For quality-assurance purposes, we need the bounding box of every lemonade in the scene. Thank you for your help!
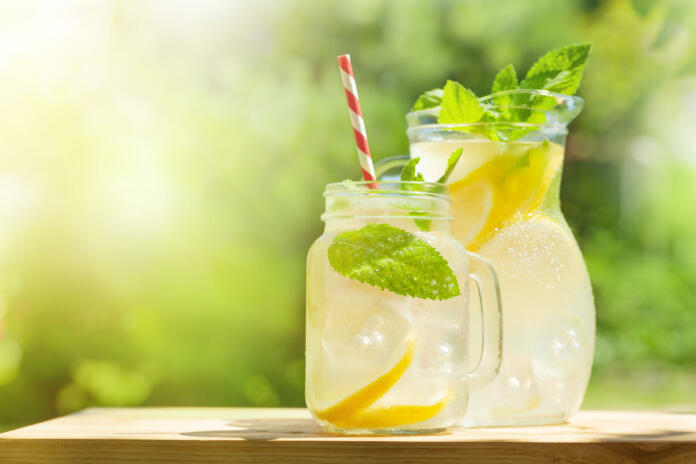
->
[408,137,595,426]
[306,181,502,433]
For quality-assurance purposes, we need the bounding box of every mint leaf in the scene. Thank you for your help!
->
[400,157,425,183]
[438,80,484,124]
[328,223,461,300]
[408,212,432,233]
[437,149,463,184]
[520,44,591,95]
[489,64,518,127]
[399,158,431,231]
[492,64,518,93]
[491,64,518,108]
[411,88,444,111]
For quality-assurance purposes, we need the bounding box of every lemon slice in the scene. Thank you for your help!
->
[314,339,416,425]
[449,141,563,251]
[450,180,494,247]
[314,339,452,429]
[329,391,452,429]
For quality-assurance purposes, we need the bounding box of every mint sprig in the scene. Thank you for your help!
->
[398,150,464,231]
[328,223,461,300]
[409,43,591,141]
[399,157,431,231]
[399,150,464,187]
[400,157,425,184]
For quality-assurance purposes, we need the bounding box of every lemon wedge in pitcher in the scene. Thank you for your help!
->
[449,140,563,250]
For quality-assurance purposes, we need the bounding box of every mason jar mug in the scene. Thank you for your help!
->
[305,181,503,434]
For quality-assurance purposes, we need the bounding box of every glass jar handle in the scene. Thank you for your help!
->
[466,251,503,390]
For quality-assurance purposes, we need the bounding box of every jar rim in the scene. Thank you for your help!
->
[324,180,450,201]
[322,181,453,222]
[406,89,583,131]
[406,121,567,130]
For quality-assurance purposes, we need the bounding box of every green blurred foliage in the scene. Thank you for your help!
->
[0,0,695,430]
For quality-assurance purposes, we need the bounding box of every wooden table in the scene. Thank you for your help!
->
[1,408,695,463]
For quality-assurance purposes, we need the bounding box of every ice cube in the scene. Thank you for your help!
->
[321,273,411,371]
[483,361,542,417]
[530,315,590,380]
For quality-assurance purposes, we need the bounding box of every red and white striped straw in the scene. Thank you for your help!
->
[337,54,377,187]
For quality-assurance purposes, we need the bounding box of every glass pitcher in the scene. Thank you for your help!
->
[379,91,596,426]
[305,181,502,434]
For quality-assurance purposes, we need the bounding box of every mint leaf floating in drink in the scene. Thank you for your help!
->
[411,88,444,111]
[400,157,425,184]
[328,223,460,300]
[408,211,432,232]
[520,43,591,95]
[438,80,484,124]
[399,157,432,231]
[397,150,464,231]
[437,149,464,184]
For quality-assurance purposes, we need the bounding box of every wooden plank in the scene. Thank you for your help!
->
[1,408,695,464]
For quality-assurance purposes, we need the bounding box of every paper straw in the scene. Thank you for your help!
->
[337,54,377,187]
